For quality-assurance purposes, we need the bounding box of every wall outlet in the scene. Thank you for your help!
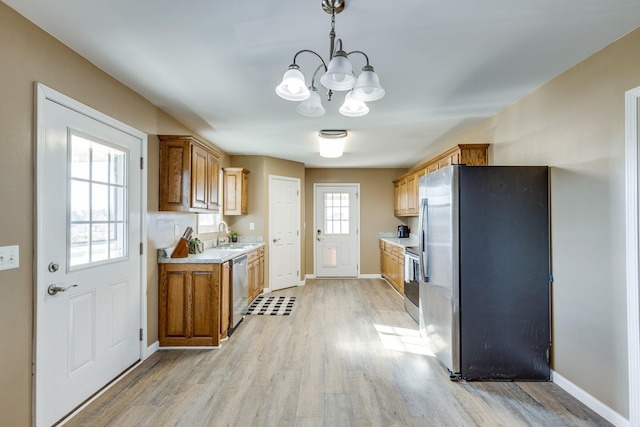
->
[249,222,255,230]
[174,225,180,236]
[0,245,19,271]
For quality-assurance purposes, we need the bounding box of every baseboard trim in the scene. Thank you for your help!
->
[145,340,159,360]
[305,274,382,280]
[552,370,629,427]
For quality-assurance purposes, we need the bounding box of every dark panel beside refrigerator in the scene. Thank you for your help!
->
[459,166,550,380]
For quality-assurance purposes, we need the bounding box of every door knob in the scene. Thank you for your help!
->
[48,284,78,296]
[272,237,281,243]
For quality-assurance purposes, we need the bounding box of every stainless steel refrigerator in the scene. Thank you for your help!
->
[418,165,550,380]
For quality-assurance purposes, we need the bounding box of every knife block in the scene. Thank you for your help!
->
[171,237,190,258]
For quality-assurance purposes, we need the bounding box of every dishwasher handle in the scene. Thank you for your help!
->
[231,254,247,269]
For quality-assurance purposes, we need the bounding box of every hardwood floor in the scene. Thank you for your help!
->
[64,279,611,427]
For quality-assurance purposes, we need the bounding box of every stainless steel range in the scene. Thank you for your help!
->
[404,247,420,323]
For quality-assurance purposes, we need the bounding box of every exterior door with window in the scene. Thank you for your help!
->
[36,85,144,426]
[314,184,359,277]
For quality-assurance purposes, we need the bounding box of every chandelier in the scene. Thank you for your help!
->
[275,0,385,117]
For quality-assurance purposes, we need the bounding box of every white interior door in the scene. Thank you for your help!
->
[35,85,145,426]
[314,184,359,278]
[269,175,301,291]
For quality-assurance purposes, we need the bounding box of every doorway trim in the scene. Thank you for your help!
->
[625,85,640,426]
[312,183,361,278]
[34,83,148,422]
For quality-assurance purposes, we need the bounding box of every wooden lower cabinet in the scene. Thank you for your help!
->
[159,261,230,347]
[380,240,404,294]
[248,247,265,303]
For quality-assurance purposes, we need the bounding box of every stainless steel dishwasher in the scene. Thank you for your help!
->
[229,253,248,335]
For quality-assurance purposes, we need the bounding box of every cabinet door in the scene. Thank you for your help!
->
[241,171,249,215]
[223,168,249,215]
[406,174,418,216]
[379,241,385,277]
[191,145,209,210]
[159,139,189,211]
[224,170,240,215]
[220,261,230,339]
[257,249,265,292]
[159,263,220,347]
[382,249,392,280]
[393,181,402,216]
[390,252,399,290]
[247,254,257,303]
[207,152,220,210]
[396,254,404,294]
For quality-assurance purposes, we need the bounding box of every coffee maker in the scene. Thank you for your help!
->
[397,225,410,238]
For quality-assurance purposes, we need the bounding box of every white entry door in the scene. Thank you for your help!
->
[35,85,145,426]
[314,184,359,277]
[269,175,301,291]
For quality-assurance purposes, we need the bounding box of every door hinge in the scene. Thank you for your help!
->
[140,243,144,255]
[140,157,144,169]
[139,329,143,341]
[297,190,299,196]
[297,230,299,236]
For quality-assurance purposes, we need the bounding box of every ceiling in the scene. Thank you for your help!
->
[6,0,640,168]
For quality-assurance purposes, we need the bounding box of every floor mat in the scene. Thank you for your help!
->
[246,296,295,316]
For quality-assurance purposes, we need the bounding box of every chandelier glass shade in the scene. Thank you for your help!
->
[296,87,326,117]
[275,66,310,101]
[275,0,384,117]
[339,91,369,117]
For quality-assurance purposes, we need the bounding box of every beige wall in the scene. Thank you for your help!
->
[229,155,306,281]
[305,168,406,275]
[0,4,226,424]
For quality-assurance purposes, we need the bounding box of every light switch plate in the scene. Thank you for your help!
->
[0,245,19,271]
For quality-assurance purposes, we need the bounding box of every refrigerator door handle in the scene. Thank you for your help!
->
[419,198,430,282]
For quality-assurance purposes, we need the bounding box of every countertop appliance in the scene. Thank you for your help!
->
[229,253,248,335]
[397,225,410,238]
[403,247,420,323]
[419,165,550,381]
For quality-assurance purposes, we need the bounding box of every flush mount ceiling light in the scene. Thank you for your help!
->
[318,130,348,158]
[275,0,385,117]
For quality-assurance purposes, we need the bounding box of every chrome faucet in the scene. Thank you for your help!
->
[216,220,230,247]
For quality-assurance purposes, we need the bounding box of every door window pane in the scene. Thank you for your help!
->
[324,192,350,235]
[69,133,128,269]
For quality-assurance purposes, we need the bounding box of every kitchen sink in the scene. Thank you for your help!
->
[217,243,258,250]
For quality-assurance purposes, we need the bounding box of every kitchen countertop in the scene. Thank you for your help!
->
[158,242,265,264]
[379,237,418,248]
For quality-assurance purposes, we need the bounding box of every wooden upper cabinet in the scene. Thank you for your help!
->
[406,174,418,216]
[393,144,489,217]
[223,168,249,215]
[159,135,222,213]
